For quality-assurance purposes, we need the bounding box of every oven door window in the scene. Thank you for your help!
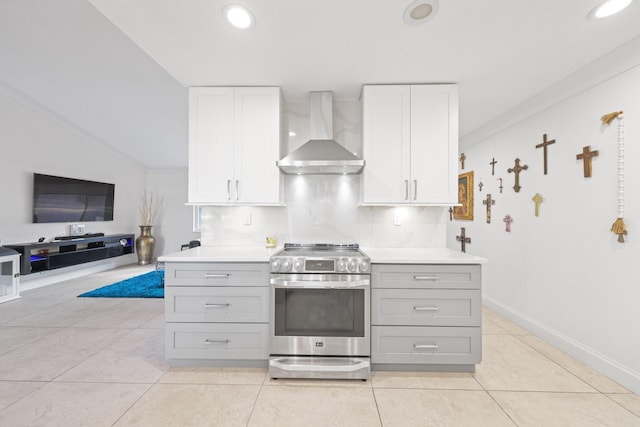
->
[274,288,365,337]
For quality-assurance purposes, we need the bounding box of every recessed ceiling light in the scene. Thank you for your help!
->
[222,4,255,29]
[588,0,633,20]
[403,0,439,26]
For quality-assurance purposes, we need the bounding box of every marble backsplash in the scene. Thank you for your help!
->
[200,175,447,248]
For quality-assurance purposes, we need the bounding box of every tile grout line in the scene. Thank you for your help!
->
[471,329,521,427]
[510,332,605,394]
[244,372,269,427]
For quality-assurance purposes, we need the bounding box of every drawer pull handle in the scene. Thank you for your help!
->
[413,275,437,281]
[413,306,439,312]
[204,303,231,308]
[204,339,230,345]
[204,273,230,279]
[414,343,439,350]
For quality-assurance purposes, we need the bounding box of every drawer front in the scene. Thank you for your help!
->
[165,262,269,287]
[371,289,480,327]
[165,287,269,323]
[372,264,480,290]
[371,326,481,365]
[165,323,269,360]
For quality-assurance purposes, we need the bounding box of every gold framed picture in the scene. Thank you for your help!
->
[453,171,474,220]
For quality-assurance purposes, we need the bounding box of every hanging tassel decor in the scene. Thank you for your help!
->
[601,111,627,242]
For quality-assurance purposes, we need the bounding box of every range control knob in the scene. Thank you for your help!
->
[337,259,347,272]
[293,258,304,272]
[281,259,292,272]
[358,261,369,273]
[271,259,281,272]
[347,260,357,272]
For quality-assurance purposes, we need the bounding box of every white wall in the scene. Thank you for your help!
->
[447,63,640,393]
[199,98,448,248]
[147,168,199,255]
[0,84,146,286]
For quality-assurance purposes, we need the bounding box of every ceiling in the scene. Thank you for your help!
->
[2,0,640,169]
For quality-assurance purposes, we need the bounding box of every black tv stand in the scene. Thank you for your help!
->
[54,233,105,241]
[6,234,135,275]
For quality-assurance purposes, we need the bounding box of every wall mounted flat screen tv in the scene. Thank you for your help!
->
[33,173,115,223]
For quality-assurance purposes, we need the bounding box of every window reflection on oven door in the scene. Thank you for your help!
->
[270,274,370,357]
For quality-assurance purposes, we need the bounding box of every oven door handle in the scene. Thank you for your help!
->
[270,278,370,288]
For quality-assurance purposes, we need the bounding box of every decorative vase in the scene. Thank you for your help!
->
[135,225,155,265]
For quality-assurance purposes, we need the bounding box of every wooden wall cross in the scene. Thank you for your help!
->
[576,146,599,177]
[532,193,543,217]
[456,227,471,253]
[459,153,466,170]
[503,214,513,232]
[483,194,496,223]
[490,158,497,175]
[535,134,556,175]
[448,207,453,221]
[507,158,529,192]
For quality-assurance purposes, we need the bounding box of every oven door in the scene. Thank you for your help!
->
[270,274,370,357]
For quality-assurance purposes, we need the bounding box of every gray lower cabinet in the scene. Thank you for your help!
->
[371,264,482,372]
[164,262,270,362]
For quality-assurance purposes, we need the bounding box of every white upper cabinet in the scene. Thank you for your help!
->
[188,87,283,205]
[362,84,458,205]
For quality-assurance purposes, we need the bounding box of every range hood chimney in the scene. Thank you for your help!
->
[277,91,365,175]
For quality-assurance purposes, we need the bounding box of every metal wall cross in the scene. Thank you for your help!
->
[483,194,496,223]
[490,158,497,175]
[535,134,556,175]
[456,227,471,253]
[532,193,543,217]
[507,158,529,192]
[576,146,599,177]
[497,177,503,193]
[459,153,466,170]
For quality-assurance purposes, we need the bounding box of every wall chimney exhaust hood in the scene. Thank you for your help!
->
[277,91,365,175]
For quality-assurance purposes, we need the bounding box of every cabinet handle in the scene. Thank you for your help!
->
[413,275,437,281]
[227,180,231,201]
[413,179,418,200]
[204,273,230,279]
[204,303,231,308]
[235,180,239,201]
[404,180,409,200]
[414,343,439,350]
[413,306,439,312]
[204,339,230,345]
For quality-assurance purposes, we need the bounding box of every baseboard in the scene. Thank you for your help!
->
[483,295,640,395]
[18,255,136,292]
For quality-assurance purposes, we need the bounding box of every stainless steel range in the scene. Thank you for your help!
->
[269,243,371,380]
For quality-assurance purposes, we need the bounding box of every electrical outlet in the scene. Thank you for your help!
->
[393,212,402,226]
[242,211,251,225]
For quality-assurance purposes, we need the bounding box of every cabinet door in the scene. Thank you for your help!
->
[0,255,20,303]
[188,87,235,203]
[362,85,411,204]
[410,85,458,204]
[234,87,282,204]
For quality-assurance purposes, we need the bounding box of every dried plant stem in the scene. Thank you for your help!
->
[140,190,163,226]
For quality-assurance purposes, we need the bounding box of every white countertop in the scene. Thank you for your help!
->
[158,246,486,264]
[158,246,278,262]
[361,247,487,264]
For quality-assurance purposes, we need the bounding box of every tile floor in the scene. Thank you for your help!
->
[0,264,639,426]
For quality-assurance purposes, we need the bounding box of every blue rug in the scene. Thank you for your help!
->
[78,271,164,298]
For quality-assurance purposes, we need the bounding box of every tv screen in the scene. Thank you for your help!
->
[33,173,115,223]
